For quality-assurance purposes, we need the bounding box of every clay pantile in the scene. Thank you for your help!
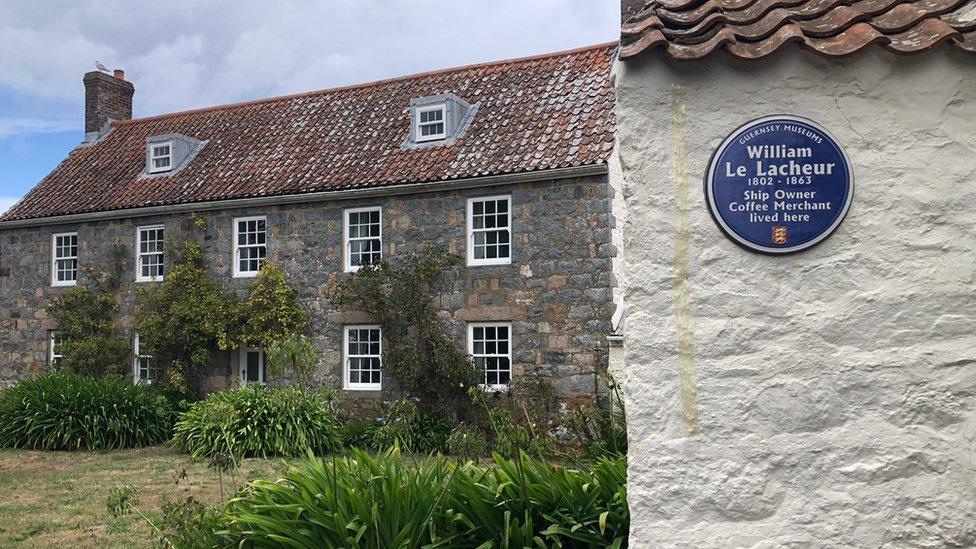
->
[1,44,617,223]
[620,0,976,59]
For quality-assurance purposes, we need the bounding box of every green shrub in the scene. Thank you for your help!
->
[489,407,554,458]
[443,454,629,547]
[340,419,379,450]
[156,497,227,549]
[222,449,629,547]
[371,399,452,454]
[570,374,628,459]
[172,385,342,458]
[446,424,489,459]
[0,374,171,450]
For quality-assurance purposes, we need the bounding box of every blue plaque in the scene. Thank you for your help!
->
[705,115,854,254]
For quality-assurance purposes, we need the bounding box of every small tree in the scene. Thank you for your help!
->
[330,248,478,416]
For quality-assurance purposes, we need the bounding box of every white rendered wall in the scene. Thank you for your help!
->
[616,49,976,547]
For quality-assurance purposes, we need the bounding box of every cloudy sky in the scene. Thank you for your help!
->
[0,0,619,213]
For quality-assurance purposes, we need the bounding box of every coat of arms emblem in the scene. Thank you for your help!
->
[772,226,788,245]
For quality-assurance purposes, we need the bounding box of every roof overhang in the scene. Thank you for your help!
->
[0,164,608,229]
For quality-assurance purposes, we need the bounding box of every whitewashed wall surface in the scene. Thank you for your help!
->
[616,49,976,548]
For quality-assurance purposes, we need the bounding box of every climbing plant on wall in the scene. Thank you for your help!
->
[329,248,478,416]
[134,239,239,396]
[135,228,311,396]
[47,246,130,378]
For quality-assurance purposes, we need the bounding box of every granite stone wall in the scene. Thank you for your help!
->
[0,175,616,405]
[616,50,976,547]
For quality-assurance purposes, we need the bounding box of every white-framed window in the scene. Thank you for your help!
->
[416,104,447,142]
[239,345,266,385]
[233,216,267,278]
[133,333,155,384]
[344,325,382,391]
[343,207,382,272]
[467,195,512,266]
[468,322,512,390]
[136,225,165,282]
[52,232,79,286]
[49,331,63,369]
[149,142,173,173]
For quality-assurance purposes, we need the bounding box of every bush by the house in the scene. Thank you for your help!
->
[221,448,629,548]
[0,373,171,450]
[172,385,342,458]
[370,399,452,454]
[446,423,489,459]
[340,418,380,449]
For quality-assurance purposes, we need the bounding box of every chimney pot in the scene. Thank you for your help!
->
[114,69,125,80]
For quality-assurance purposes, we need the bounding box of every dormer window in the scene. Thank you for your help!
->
[406,93,478,148]
[149,142,173,173]
[416,105,447,142]
[141,133,207,179]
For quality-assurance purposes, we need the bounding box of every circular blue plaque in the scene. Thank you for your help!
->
[705,115,854,254]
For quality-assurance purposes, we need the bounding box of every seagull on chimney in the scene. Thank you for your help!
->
[95,61,109,73]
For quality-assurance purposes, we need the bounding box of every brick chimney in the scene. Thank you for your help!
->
[83,69,134,135]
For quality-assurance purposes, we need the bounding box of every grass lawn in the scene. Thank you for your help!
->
[0,446,284,548]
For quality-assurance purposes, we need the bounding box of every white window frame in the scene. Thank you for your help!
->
[148,141,174,174]
[415,104,447,142]
[343,206,383,272]
[133,333,154,384]
[136,225,166,283]
[343,325,382,391]
[51,232,79,287]
[468,322,513,391]
[466,195,512,266]
[239,345,267,385]
[49,331,63,369]
[233,216,267,278]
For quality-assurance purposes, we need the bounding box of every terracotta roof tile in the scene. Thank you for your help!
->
[620,0,976,59]
[2,43,617,223]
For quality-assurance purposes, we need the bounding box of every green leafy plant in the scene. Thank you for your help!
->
[0,374,171,450]
[155,497,227,549]
[47,263,129,378]
[234,262,309,347]
[442,453,630,547]
[371,399,452,454]
[136,239,311,397]
[172,385,342,458]
[135,239,239,396]
[106,484,138,520]
[221,448,629,547]
[446,424,489,459]
[340,419,380,450]
[329,249,478,416]
[266,332,317,391]
[570,373,628,458]
[471,386,554,458]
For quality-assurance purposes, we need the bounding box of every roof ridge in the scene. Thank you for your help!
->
[117,41,619,127]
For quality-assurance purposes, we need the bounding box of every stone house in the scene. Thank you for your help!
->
[0,44,621,405]
[617,0,975,546]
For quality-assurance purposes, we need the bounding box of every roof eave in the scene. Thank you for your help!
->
[0,163,609,230]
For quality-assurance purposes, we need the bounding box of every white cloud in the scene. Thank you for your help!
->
[0,197,21,214]
[0,0,620,130]
[0,117,75,139]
